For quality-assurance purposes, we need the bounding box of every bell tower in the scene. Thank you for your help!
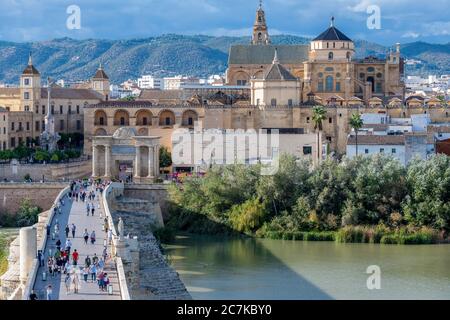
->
[91,63,110,101]
[20,53,41,112]
[252,1,270,45]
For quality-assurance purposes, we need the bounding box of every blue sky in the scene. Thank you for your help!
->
[0,0,449,45]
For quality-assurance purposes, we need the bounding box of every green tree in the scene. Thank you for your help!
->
[348,155,407,225]
[312,106,326,164]
[403,155,450,230]
[34,149,50,162]
[13,143,32,160]
[16,199,41,227]
[159,146,172,168]
[349,113,363,156]
[0,150,14,161]
[229,198,266,234]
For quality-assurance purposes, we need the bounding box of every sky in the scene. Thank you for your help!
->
[0,0,449,45]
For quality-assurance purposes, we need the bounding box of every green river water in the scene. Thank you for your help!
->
[166,235,450,300]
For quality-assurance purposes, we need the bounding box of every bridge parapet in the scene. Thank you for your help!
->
[101,182,132,300]
[0,185,70,300]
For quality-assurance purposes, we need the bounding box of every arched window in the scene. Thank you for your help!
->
[346,52,351,60]
[318,81,324,92]
[258,33,262,40]
[326,76,333,91]
[328,52,333,60]
[325,67,334,72]
[367,67,375,73]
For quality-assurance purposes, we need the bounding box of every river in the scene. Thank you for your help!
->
[165,235,450,300]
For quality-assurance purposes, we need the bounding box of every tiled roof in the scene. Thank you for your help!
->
[228,45,309,65]
[93,68,109,80]
[348,134,405,145]
[265,63,297,81]
[139,89,184,100]
[0,88,20,96]
[313,26,352,41]
[41,88,104,100]
[362,124,389,131]
[22,64,40,76]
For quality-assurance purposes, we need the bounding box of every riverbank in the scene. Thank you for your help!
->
[0,229,19,277]
[261,226,447,245]
[166,154,450,246]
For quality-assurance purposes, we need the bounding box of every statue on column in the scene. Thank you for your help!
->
[39,77,60,152]
[118,217,124,241]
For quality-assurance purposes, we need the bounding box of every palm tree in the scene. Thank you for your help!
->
[349,113,363,156]
[312,106,327,164]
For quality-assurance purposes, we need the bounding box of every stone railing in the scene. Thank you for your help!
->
[101,182,131,300]
[21,185,70,300]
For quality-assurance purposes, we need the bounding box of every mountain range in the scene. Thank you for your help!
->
[0,34,449,84]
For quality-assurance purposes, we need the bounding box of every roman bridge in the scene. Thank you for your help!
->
[1,181,190,300]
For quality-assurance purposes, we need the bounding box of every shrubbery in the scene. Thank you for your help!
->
[0,143,81,163]
[0,199,41,228]
[167,154,450,244]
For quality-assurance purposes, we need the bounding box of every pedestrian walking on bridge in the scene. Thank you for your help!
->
[71,223,76,238]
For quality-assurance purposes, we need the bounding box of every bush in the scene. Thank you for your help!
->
[380,235,398,244]
[15,199,41,228]
[0,211,18,228]
[0,235,8,277]
[229,198,266,234]
[153,227,176,243]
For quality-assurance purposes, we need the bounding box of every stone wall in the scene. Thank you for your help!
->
[106,183,190,300]
[0,160,91,182]
[123,184,169,220]
[0,183,66,214]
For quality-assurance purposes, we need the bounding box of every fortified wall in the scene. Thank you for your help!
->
[0,160,91,183]
[0,183,66,215]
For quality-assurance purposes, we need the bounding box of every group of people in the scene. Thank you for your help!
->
[36,179,115,299]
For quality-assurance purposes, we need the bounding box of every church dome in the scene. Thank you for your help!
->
[313,17,352,42]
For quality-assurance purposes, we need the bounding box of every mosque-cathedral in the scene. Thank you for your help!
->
[1,2,450,160]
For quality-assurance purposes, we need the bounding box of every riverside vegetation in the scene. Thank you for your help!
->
[166,154,450,245]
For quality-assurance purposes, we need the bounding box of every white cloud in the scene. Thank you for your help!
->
[402,32,420,39]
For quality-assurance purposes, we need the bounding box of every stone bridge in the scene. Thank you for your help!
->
[1,181,190,300]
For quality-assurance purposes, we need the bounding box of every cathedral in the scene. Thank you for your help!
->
[226,2,405,105]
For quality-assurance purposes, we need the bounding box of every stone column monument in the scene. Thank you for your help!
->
[19,226,37,284]
[39,78,60,152]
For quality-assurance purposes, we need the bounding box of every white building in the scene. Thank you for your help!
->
[347,135,407,165]
[171,128,323,172]
[347,113,432,165]
[137,75,164,90]
[164,76,200,90]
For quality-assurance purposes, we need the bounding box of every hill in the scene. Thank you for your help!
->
[0,35,448,84]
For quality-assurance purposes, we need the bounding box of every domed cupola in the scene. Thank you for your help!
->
[310,17,355,62]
